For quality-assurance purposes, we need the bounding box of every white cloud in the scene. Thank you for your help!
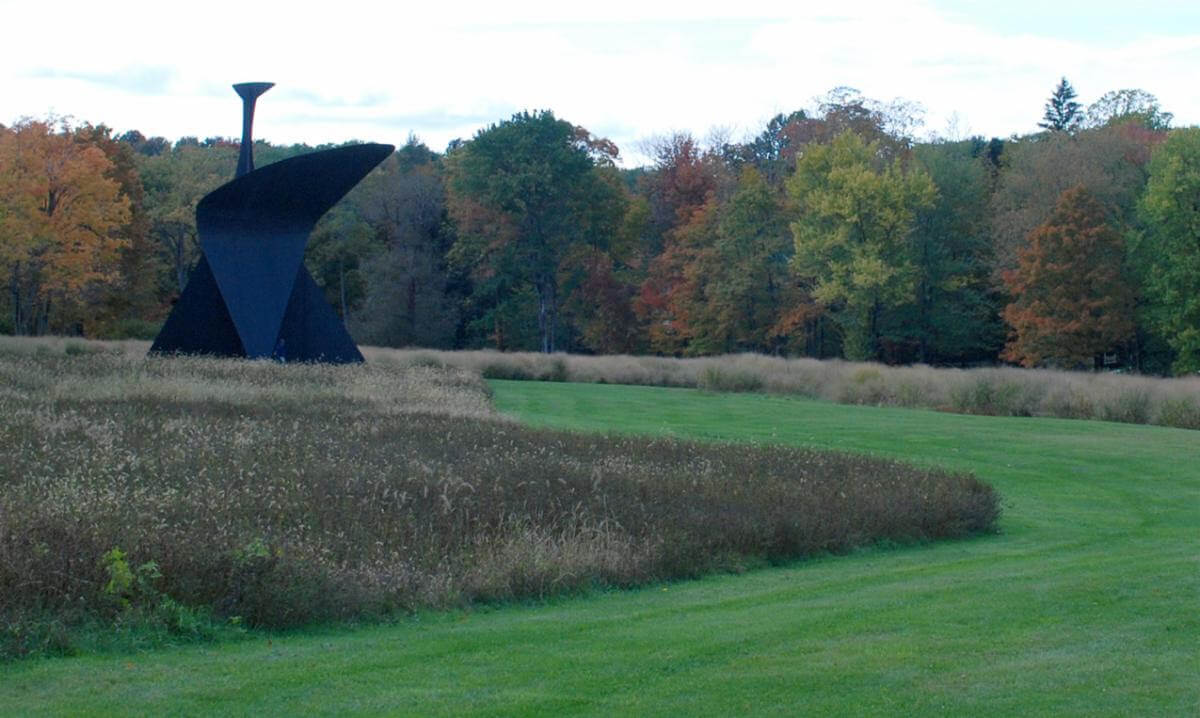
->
[2,0,1198,164]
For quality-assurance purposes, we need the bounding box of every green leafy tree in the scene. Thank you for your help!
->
[1039,77,1083,133]
[787,130,936,361]
[349,147,462,349]
[719,110,808,185]
[685,167,791,354]
[306,204,377,319]
[446,111,625,353]
[1002,186,1135,368]
[1086,89,1173,131]
[907,140,1005,364]
[1133,128,1200,373]
[137,143,237,293]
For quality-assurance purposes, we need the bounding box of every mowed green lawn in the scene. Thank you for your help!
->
[3,380,1197,716]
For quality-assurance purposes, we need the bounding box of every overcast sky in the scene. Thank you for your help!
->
[2,0,1198,165]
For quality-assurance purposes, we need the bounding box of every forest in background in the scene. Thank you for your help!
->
[2,79,1199,375]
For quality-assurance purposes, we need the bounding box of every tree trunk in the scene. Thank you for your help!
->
[537,278,557,354]
[10,264,22,336]
[37,296,51,336]
[869,299,881,361]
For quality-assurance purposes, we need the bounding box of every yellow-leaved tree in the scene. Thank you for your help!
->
[0,118,130,334]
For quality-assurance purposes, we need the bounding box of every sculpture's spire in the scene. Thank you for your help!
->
[233,82,274,178]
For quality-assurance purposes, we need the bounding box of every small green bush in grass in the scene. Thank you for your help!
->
[697,366,764,393]
[1157,397,1200,429]
[838,367,888,405]
[481,357,568,382]
[1043,385,1096,420]
[97,318,162,341]
[63,341,98,356]
[949,376,1038,417]
[1100,389,1152,424]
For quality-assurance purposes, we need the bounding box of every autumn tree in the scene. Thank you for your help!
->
[446,111,625,353]
[557,243,642,354]
[78,123,162,335]
[638,196,720,354]
[990,122,1163,275]
[632,132,731,354]
[787,130,936,361]
[636,132,723,249]
[0,118,131,335]
[1132,128,1200,374]
[1001,186,1135,368]
[785,88,923,163]
[1039,77,1083,133]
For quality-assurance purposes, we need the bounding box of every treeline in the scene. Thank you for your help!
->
[2,81,1199,374]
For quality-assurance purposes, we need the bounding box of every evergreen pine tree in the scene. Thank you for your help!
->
[1039,77,1083,132]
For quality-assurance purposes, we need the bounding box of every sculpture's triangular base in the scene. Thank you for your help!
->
[149,256,245,357]
[150,258,362,364]
[276,268,364,364]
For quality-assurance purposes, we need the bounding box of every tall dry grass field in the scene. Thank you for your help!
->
[0,338,998,658]
[378,347,1200,429]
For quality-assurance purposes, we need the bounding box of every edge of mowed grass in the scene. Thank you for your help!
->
[3,379,1198,716]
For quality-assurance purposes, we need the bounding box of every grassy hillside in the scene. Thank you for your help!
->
[3,379,1196,715]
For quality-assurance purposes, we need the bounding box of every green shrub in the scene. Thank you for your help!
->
[1100,390,1152,425]
[698,366,764,393]
[481,363,534,381]
[1157,397,1200,430]
[405,353,447,370]
[949,376,1037,417]
[545,358,569,382]
[481,358,568,382]
[838,367,888,405]
[100,318,162,341]
[1043,386,1096,420]
[64,341,97,356]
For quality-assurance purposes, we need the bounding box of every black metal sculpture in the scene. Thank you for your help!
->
[150,83,393,363]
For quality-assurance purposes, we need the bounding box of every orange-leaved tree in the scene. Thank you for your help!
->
[1001,186,1134,368]
[1,118,131,335]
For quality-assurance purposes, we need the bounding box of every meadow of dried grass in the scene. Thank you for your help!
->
[0,340,998,657]
[381,347,1200,430]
